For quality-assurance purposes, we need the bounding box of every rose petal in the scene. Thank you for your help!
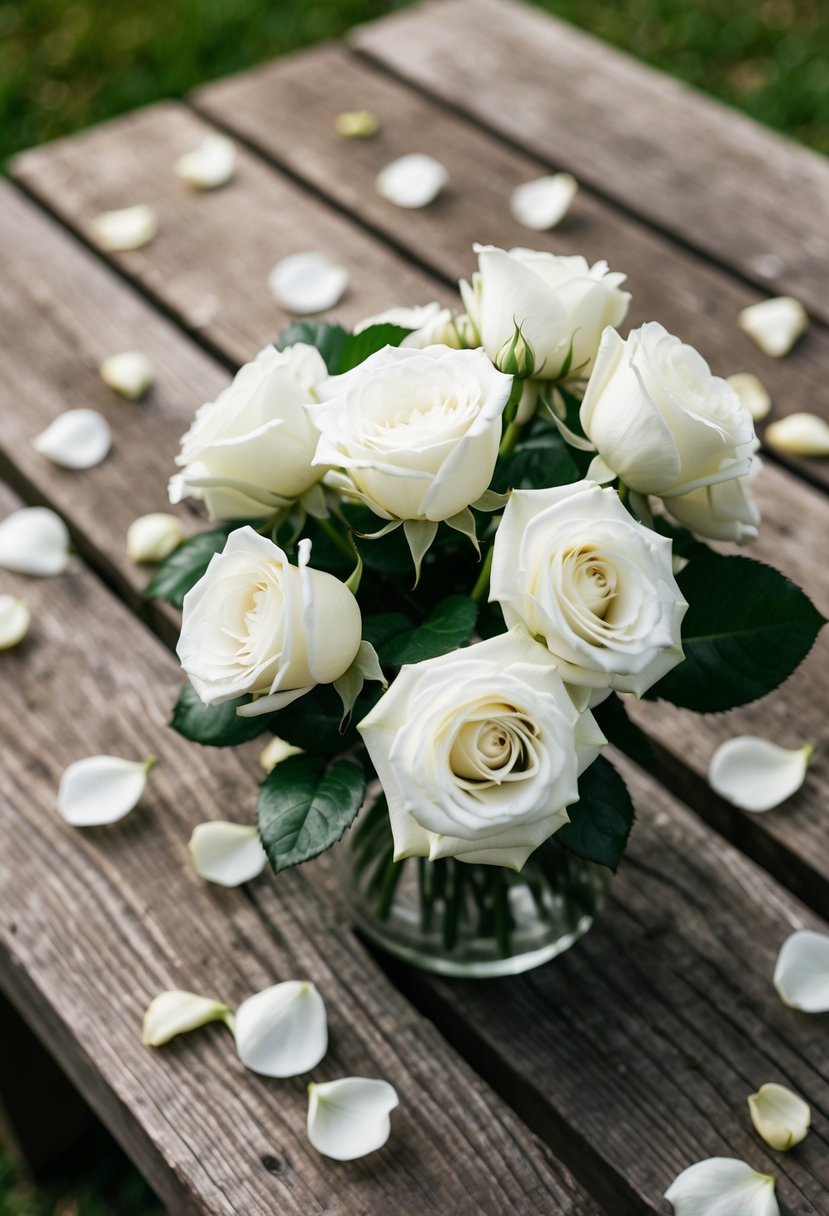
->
[510,173,578,231]
[774,929,829,1011]
[259,735,304,772]
[188,821,267,887]
[708,736,813,812]
[0,596,30,649]
[142,990,232,1046]
[307,1077,399,1160]
[765,412,829,457]
[33,409,112,470]
[748,1083,810,1151]
[738,296,808,358]
[127,513,185,564]
[57,754,156,827]
[0,507,70,576]
[726,374,772,422]
[334,110,379,138]
[665,1158,779,1216]
[175,134,236,190]
[91,204,158,251]
[234,980,327,1077]
[376,154,448,209]
[100,351,154,400]
[268,252,348,315]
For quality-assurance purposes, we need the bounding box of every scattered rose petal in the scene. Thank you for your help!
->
[142,990,232,1046]
[175,134,236,190]
[307,1077,399,1160]
[335,110,379,138]
[234,980,327,1077]
[765,412,829,457]
[268,252,348,315]
[33,409,112,470]
[57,754,156,827]
[708,736,813,812]
[727,373,772,422]
[376,154,448,209]
[0,508,70,576]
[188,821,267,887]
[510,172,578,231]
[127,513,185,564]
[0,596,31,649]
[665,1158,778,1216]
[738,296,808,357]
[748,1083,810,1151]
[91,204,158,252]
[259,736,304,772]
[774,930,829,1011]
[100,351,154,400]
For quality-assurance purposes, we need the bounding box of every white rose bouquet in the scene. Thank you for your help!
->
[147,243,824,971]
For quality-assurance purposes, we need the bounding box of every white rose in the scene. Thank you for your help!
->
[178,527,361,716]
[491,482,687,698]
[309,345,512,522]
[354,303,467,349]
[664,451,762,544]
[460,244,630,379]
[580,322,756,499]
[170,343,327,520]
[358,629,606,870]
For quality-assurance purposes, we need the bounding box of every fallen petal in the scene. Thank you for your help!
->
[175,134,236,190]
[57,754,156,827]
[0,596,30,649]
[91,204,157,252]
[307,1077,399,1160]
[142,989,232,1046]
[510,173,578,231]
[0,507,70,576]
[33,409,112,470]
[127,513,185,564]
[376,154,448,209]
[259,735,304,772]
[268,252,348,315]
[100,351,154,400]
[748,1082,810,1151]
[738,296,808,358]
[188,821,267,887]
[727,373,772,422]
[335,110,379,138]
[774,929,829,1012]
[234,980,327,1077]
[665,1158,778,1216]
[765,412,829,457]
[708,736,813,812]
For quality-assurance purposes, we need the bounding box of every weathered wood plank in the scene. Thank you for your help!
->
[351,0,829,325]
[0,477,595,1216]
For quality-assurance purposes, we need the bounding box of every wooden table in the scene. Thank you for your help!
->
[1,1,828,1211]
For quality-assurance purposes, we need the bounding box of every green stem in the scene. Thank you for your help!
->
[316,516,356,561]
[498,418,522,458]
[470,546,494,604]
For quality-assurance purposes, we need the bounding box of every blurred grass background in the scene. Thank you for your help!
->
[0,0,826,1211]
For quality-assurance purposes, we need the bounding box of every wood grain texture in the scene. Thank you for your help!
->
[0,478,595,1216]
[351,0,829,325]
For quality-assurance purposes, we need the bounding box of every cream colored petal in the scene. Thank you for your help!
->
[335,110,379,138]
[510,173,578,231]
[188,821,267,887]
[57,754,155,827]
[376,154,448,209]
[774,929,829,1012]
[127,513,185,564]
[738,296,808,357]
[727,374,772,422]
[0,596,30,649]
[91,204,157,251]
[268,252,348,315]
[307,1077,399,1160]
[142,989,232,1046]
[0,507,70,576]
[259,735,304,772]
[234,980,327,1077]
[100,351,154,400]
[708,736,813,812]
[664,1158,778,1216]
[765,413,829,457]
[33,409,111,470]
[748,1083,810,1150]
[175,133,236,189]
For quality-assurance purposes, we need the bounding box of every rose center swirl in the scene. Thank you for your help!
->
[449,710,537,788]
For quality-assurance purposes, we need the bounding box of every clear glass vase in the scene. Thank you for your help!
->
[340,801,611,978]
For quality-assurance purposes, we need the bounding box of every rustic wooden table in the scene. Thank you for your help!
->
[1,0,828,1212]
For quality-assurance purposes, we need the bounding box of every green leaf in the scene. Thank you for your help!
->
[380,595,478,665]
[492,432,581,492]
[171,683,274,747]
[554,756,634,871]
[592,694,655,768]
[258,755,366,872]
[646,554,826,712]
[143,526,234,608]
[274,321,348,373]
[336,323,412,372]
[361,612,414,653]
[266,684,354,753]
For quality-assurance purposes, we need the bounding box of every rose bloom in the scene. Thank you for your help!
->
[178,528,361,716]
[170,343,327,520]
[309,344,512,522]
[354,303,473,349]
[358,629,606,870]
[491,482,687,699]
[664,448,762,544]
